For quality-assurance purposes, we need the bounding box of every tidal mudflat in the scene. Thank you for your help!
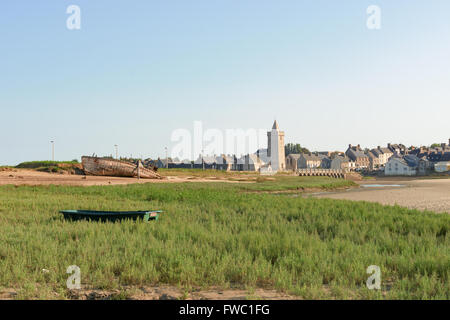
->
[312,178,450,214]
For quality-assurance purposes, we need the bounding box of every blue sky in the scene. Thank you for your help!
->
[1,1,449,164]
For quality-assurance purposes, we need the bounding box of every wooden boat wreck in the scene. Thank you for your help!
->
[81,156,163,179]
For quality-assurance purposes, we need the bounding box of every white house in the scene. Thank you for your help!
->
[260,164,274,175]
[384,157,417,176]
[434,161,450,173]
[234,154,266,171]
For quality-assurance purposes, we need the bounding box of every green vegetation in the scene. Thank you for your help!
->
[285,143,309,156]
[15,160,79,169]
[14,160,80,174]
[0,178,448,299]
[159,170,356,191]
[240,176,355,192]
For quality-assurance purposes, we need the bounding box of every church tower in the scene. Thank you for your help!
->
[267,120,285,171]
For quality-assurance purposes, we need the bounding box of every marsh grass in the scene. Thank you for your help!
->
[0,179,448,299]
[15,161,79,169]
[239,176,355,192]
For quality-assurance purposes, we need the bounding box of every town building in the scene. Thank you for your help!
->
[318,155,331,169]
[428,150,450,162]
[366,150,382,170]
[298,153,322,169]
[384,156,417,176]
[370,146,393,166]
[215,154,234,171]
[435,161,450,173]
[267,121,286,171]
[345,144,370,169]
[194,155,217,169]
[330,155,354,171]
[234,154,266,172]
[387,143,407,155]
[286,154,301,171]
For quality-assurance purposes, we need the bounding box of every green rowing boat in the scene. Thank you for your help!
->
[59,210,162,222]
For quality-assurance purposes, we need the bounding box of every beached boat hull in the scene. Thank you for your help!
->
[81,156,162,179]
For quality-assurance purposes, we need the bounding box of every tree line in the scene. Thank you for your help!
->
[284,143,310,156]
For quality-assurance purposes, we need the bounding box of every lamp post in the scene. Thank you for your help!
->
[165,147,168,168]
[50,141,54,161]
[202,149,204,170]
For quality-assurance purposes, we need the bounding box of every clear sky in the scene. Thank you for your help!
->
[1,1,449,165]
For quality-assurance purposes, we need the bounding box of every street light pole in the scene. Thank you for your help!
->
[202,149,204,171]
[50,141,54,161]
[165,147,168,169]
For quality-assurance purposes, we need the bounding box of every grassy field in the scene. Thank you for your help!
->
[0,176,448,299]
[159,169,356,191]
[13,161,81,174]
[15,161,79,169]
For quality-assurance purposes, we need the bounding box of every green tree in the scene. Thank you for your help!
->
[285,143,309,156]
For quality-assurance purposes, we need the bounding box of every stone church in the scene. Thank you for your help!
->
[267,120,286,171]
[230,120,286,172]
[190,121,287,172]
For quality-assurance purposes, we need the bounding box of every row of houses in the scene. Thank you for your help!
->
[146,119,449,176]
[275,139,450,175]
[125,120,449,176]
[286,143,398,172]
[147,153,270,172]
[148,139,450,176]
[342,141,450,175]
[385,154,450,176]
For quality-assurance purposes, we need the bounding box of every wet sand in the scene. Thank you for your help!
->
[312,178,450,214]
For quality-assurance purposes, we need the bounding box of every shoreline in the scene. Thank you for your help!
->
[310,177,450,214]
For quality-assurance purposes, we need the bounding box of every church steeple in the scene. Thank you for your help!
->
[272,120,279,130]
[267,121,285,171]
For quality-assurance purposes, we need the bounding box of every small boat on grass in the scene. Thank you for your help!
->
[60,210,162,222]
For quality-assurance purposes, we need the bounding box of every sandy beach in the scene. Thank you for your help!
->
[312,177,450,214]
